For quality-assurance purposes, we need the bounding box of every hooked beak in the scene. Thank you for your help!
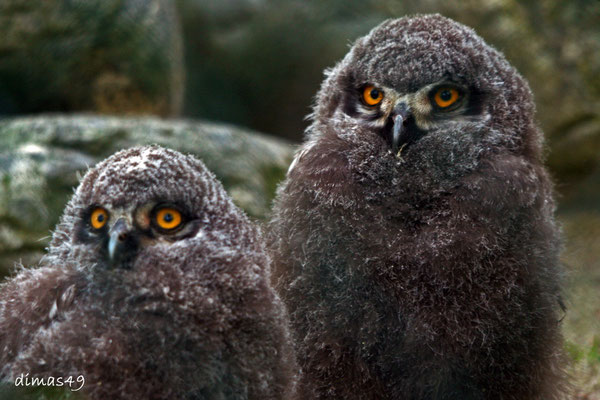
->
[387,102,427,157]
[107,218,136,266]
[391,103,411,156]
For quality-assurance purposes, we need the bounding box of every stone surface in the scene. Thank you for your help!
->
[0,114,294,276]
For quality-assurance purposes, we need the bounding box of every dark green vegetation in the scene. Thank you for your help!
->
[0,0,183,116]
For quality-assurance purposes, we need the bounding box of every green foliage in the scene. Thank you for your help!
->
[566,338,600,365]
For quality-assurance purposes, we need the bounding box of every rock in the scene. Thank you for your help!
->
[0,0,184,116]
[0,114,294,276]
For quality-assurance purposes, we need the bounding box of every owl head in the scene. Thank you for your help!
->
[291,14,543,203]
[47,146,257,272]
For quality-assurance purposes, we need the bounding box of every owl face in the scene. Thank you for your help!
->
[50,146,247,272]
[343,79,484,156]
[297,15,540,197]
[75,201,199,269]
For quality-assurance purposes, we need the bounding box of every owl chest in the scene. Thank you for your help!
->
[303,204,510,340]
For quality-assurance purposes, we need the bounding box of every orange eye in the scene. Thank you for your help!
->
[362,85,384,106]
[155,208,182,230]
[90,207,108,229]
[433,87,461,108]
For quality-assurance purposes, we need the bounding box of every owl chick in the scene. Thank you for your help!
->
[269,14,567,400]
[0,146,297,399]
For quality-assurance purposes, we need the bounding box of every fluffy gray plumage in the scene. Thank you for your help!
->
[0,146,297,399]
[269,14,568,400]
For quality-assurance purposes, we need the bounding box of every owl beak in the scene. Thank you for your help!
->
[108,218,136,266]
[391,103,411,156]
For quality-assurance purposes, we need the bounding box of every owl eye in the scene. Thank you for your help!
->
[433,87,461,109]
[155,207,183,231]
[90,207,109,229]
[362,85,384,106]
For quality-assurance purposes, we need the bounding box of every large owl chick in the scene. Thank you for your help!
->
[270,14,567,400]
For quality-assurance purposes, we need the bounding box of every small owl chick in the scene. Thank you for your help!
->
[0,146,297,399]
[269,15,568,400]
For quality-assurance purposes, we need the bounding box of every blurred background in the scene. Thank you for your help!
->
[2,0,599,206]
[0,0,598,398]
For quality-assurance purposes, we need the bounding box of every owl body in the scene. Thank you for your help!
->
[0,146,296,399]
[270,15,566,399]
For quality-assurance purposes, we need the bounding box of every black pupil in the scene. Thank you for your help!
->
[97,214,104,223]
[370,88,380,99]
[163,213,173,223]
[440,89,452,101]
